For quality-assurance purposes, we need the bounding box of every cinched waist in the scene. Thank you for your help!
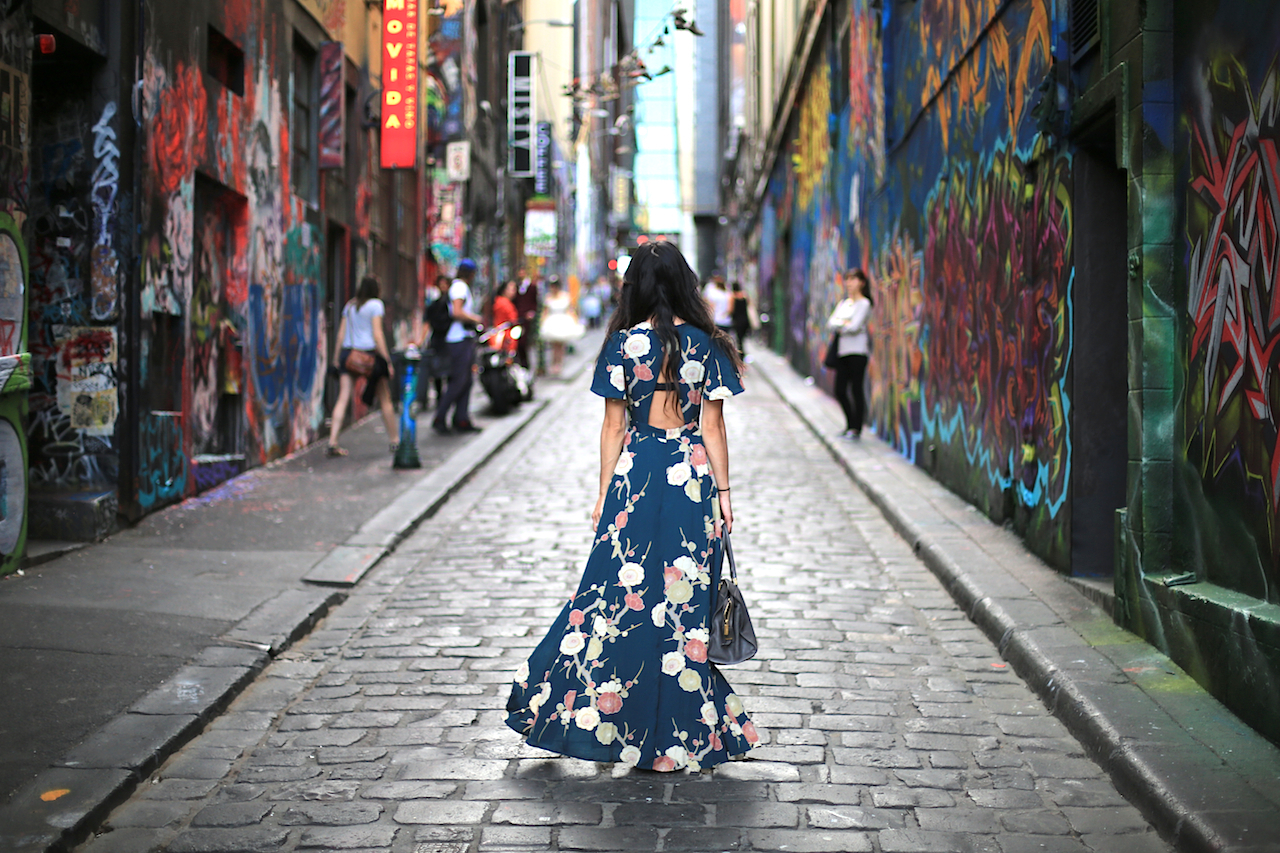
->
[630,421,702,440]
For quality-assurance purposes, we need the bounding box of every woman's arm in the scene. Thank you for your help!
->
[701,399,733,533]
[844,298,871,334]
[333,313,348,363]
[372,315,395,376]
[591,398,629,528]
[826,299,853,330]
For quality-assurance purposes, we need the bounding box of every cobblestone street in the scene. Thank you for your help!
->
[77,372,1170,853]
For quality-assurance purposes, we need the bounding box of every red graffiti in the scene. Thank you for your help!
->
[149,64,208,197]
[65,328,114,363]
[0,319,15,356]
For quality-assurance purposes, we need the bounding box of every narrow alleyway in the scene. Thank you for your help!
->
[77,371,1170,853]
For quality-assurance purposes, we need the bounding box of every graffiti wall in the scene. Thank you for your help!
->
[26,22,122,543]
[757,0,1074,568]
[126,1,334,516]
[1180,5,1280,602]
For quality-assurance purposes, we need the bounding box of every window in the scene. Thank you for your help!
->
[207,26,244,96]
[292,34,317,201]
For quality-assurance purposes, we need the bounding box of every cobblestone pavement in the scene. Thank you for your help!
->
[76,373,1172,853]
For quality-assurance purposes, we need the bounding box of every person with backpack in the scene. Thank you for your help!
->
[418,273,450,407]
[432,259,485,435]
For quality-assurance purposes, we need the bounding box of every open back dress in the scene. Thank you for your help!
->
[505,322,757,771]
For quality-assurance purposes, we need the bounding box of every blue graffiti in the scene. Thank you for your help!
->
[138,412,186,510]
[247,282,320,414]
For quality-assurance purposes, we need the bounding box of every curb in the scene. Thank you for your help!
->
[750,351,1280,853]
[0,350,599,853]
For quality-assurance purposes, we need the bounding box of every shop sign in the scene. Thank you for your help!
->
[508,52,536,177]
[381,0,418,169]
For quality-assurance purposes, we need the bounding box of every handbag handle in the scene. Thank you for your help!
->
[722,532,738,582]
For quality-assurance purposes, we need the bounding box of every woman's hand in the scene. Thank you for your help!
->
[718,490,733,534]
[591,493,606,530]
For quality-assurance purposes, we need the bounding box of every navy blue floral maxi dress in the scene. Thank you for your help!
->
[506,323,757,771]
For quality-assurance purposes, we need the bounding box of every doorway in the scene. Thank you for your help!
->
[1070,127,1129,577]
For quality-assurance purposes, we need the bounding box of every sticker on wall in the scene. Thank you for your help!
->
[56,327,118,435]
[0,415,26,557]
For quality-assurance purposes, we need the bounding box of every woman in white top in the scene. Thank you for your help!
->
[826,269,873,439]
[327,276,398,457]
[704,275,734,334]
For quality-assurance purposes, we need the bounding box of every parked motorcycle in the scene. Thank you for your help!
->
[477,322,532,415]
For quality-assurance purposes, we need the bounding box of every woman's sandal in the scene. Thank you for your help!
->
[326,445,348,457]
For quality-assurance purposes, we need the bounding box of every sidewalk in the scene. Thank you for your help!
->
[749,350,1280,853]
[0,335,601,851]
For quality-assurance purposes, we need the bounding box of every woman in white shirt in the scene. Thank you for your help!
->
[825,269,873,439]
[326,276,398,456]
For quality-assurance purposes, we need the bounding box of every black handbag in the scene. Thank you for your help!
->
[708,533,758,665]
[823,330,841,368]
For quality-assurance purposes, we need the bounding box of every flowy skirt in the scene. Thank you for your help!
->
[506,422,757,771]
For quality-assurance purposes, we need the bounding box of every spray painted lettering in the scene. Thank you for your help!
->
[89,101,120,320]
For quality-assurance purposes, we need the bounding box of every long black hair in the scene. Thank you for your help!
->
[604,241,744,382]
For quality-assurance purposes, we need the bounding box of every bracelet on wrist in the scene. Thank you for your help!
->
[717,486,730,491]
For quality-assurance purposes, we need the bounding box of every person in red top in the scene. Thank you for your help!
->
[492,280,519,327]
[491,280,520,355]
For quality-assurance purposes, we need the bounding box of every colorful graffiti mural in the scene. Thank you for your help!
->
[1185,54,1280,598]
[755,0,1072,568]
[919,148,1073,543]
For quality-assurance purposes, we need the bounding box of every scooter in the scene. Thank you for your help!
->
[477,322,532,415]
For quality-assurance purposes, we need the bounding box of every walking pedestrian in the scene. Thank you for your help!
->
[540,276,584,376]
[826,269,873,439]
[506,240,759,772]
[704,272,733,338]
[580,277,603,329]
[326,276,397,457]
[730,280,752,360]
[432,259,485,435]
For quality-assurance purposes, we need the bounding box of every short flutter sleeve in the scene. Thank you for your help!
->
[703,341,744,400]
[590,331,627,399]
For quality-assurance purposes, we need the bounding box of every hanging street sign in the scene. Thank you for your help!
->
[381,0,418,169]
[508,52,536,178]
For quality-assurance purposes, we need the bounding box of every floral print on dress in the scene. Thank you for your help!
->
[506,325,752,771]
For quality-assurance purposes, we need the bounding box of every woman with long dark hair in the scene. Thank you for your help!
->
[826,269,873,439]
[506,241,758,771]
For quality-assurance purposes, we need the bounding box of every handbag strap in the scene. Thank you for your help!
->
[722,533,738,582]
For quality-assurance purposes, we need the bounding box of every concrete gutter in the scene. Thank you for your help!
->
[0,343,600,853]
[751,350,1280,853]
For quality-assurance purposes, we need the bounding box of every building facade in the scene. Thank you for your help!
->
[732,0,1280,743]
[0,0,481,552]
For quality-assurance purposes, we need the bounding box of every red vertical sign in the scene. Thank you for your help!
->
[381,0,418,169]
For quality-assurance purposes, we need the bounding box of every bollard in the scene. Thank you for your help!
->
[393,345,422,469]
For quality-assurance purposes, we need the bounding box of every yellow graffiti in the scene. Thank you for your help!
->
[796,62,831,212]
[916,0,1052,149]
